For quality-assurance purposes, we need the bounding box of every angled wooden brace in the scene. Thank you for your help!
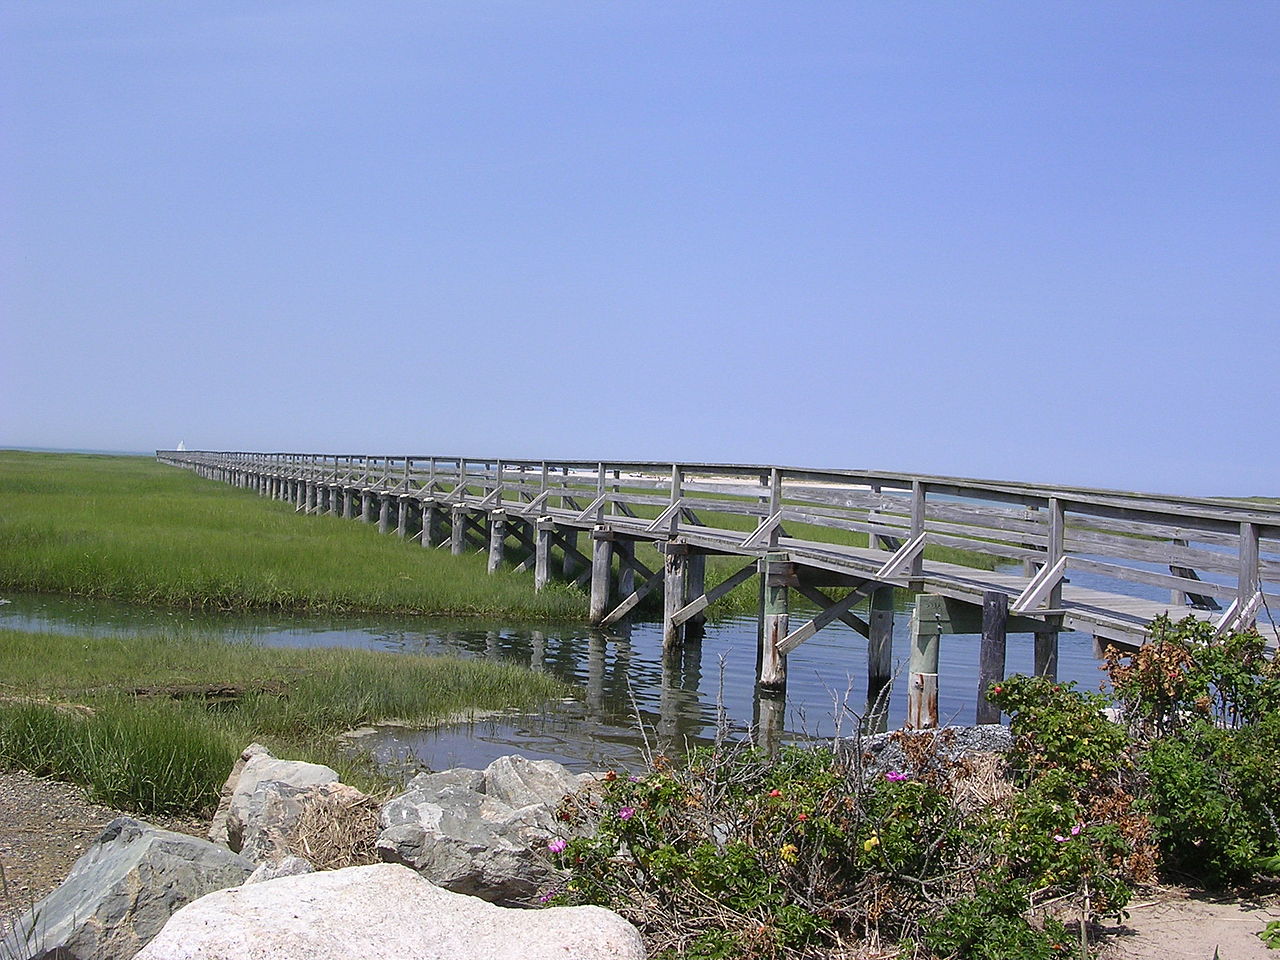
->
[645,499,684,533]
[782,582,875,654]
[740,511,784,549]
[873,532,928,582]
[669,562,758,627]
[1011,556,1068,614]
[574,494,610,522]
[1215,590,1262,637]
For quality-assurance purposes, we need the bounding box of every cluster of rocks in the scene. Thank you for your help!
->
[3,746,640,960]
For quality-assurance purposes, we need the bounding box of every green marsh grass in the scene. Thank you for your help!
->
[0,451,586,618]
[0,627,572,814]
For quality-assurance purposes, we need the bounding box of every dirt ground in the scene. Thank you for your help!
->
[0,769,204,909]
[1099,884,1280,960]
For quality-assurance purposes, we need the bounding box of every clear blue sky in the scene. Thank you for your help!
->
[3,3,1276,495]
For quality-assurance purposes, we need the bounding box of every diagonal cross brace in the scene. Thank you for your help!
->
[781,582,875,654]
[670,562,758,627]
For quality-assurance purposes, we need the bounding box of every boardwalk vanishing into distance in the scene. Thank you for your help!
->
[157,451,1280,734]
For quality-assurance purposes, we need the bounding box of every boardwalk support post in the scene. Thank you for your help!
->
[396,495,410,538]
[685,552,707,638]
[976,591,1008,724]
[589,526,614,625]
[865,585,895,734]
[451,506,467,555]
[421,501,441,547]
[534,519,554,592]
[907,594,942,729]
[488,510,507,574]
[662,541,689,652]
[378,495,391,534]
[361,491,375,524]
[1034,625,1060,680]
[758,553,794,691]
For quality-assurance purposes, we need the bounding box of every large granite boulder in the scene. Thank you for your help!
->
[237,780,373,865]
[134,863,645,960]
[376,755,580,903]
[2,817,253,960]
[209,742,273,846]
[221,751,340,855]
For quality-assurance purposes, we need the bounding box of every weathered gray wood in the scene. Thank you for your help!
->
[378,495,391,534]
[758,554,793,690]
[907,594,942,729]
[670,561,757,626]
[1034,626,1059,681]
[865,586,894,734]
[685,552,706,635]
[602,562,664,626]
[561,529,580,580]
[616,539,636,601]
[909,481,926,578]
[662,541,688,651]
[976,591,1008,724]
[488,511,507,574]
[588,526,613,624]
[451,505,467,555]
[791,582,870,638]
[779,581,874,655]
[534,519,553,591]
[1239,521,1260,629]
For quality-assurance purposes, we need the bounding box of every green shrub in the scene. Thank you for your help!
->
[1103,616,1280,886]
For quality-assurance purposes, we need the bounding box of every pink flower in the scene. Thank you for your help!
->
[618,806,636,821]
[884,771,909,782]
[1053,834,1068,843]
[1070,823,1082,836]
[547,838,567,854]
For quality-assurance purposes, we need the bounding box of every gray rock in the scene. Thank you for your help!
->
[236,780,369,864]
[225,754,339,853]
[2,817,253,960]
[209,743,273,846]
[376,755,578,903]
[134,863,645,960]
[246,856,314,884]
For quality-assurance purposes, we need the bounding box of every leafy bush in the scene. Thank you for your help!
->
[1105,616,1280,886]
[546,730,1145,959]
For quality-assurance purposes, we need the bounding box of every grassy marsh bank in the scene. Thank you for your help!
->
[0,626,572,814]
[0,451,586,618]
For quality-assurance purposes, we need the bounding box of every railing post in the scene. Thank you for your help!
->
[1047,498,1065,608]
[1239,521,1260,628]
[910,480,926,577]
[768,468,782,549]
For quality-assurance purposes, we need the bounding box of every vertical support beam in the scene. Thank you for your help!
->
[361,491,375,524]
[396,496,409,538]
[865,585,895,734]
[534,519,553,591]
[343,488,353,520]
[758,553,793,691]
[451,505,467,555]
[616,539,635,601]
[1239,521,1260,629]
[662,542,689,652]
[487,510,507,574]
[378,495,391,534]
[976,591,1008,725]
[588,526,614,625]
[1034,627,1059,681]
[754,691,785,758]
[910,480,926,578]
[685,551,707,638]
[421,501,441,547]
[561,530,579,580]
[1047,498,1065,608]
[907,594,940,729]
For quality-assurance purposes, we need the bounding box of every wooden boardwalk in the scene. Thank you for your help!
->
[156,451,1280,731]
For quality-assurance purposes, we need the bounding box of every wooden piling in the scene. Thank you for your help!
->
[562,530,579,580]
[976,591,1008,724]
[488,510,507,574]
[421,500,440,547]
[396,496,409,538]
[588,526,614,625]
[685,552,707,638]
[378,495,391,534]
[907,594,941,729]
[758,553,793,691]
[451,506,467,555]
[662,541,689,652]
[1034,628,1059,680]
[865,585,895,734]
[361,491,375,524]
[534,519,553,591]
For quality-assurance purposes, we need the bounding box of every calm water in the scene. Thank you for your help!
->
[0,591,1117,773]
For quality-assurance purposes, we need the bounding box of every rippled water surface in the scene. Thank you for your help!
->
[0,592,1114,772]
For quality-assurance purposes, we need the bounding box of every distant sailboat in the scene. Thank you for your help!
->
[176,440,187,451]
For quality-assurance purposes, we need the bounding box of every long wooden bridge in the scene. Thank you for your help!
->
[156,451,1279,731]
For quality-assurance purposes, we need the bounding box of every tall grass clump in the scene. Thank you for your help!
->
[0,451,585,618]
[0,627,572,816]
